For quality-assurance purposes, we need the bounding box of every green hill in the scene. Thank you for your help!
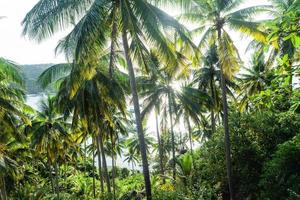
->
[21,64,53,94]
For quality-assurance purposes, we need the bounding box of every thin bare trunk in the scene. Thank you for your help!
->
[218,28,234,200]
[168,91,176,182]
[187,118,193,154]
[111,156,116,200]
[84,139,87,173]
[122,30,152,200]
[210,77,216,133]
[111,134,116,200]
[97,133,111,195]
[97,136,104,194]
[47,156,55,194]
[54,159,60,200]
[109,13,118,78]
[92,136,96,198]
[1,176,7,200]
[155,112,165,183]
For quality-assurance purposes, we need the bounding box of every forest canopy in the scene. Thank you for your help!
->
[0,0,300,199]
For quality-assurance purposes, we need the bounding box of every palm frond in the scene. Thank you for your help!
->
[22,0,93,41]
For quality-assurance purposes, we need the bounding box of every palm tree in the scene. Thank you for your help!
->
[193,44,220,133]
[28,96,69,199]
[0,143,21,200]
[174,84,210,153]
[22,1,192,198]
[192,44,239,132]
[126,130,154,161]
[139,51,209,181]
[0,58,30,200]
[124,150,139,172]
[178,1,270,198]
[238,52,273,111]
[38,59,129,198]
[0,58,30,126]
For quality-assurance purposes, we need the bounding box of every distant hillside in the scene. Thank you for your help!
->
[21,64,53,94]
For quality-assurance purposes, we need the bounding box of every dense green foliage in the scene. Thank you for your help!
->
[1,0,300,199]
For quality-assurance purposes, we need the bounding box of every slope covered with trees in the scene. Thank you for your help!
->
[21,64,53,94]
[0,0,300,199]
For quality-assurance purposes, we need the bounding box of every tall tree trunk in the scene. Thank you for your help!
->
[111,156,116,200]
[1,176,7,200]
[64,165,67,182]
[132,162,135,172]
[92,135,96,198]
[97,133,111,196]
[95,135,104,195]
[218,28,234,200]
[122,30,152,200]
[47,156,55,194]
[155,112,165,183]
[110,134,116,200]
[210,76,216,133]
[109,13,118,79]
[168,90,176,182]
[54,159,60,200]
[187,117,193,154]
[84,139,87,173]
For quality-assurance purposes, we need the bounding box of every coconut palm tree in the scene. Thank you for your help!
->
[139,51,209,181]
[175,0,271,198]
[124,150,139,172]
[38,58,129,198]
[22,1,192,197]
[0,58,31,200]
[192,44,239,132]
[238,52,274,111]
[28,96,69,199]
[125,130,154,161]
[0,58,30,126]
[0,143,21,200]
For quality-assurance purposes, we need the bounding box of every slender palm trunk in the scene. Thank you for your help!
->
[210,76,216,133]
[110,135,116,200]
[132,162,135,172]
[84,139,87,173]
[109,15,117,78]
[54,159,60,200]
[217,28,234,200]
[92,136,96,198]
[95,135,104,195]
[64,165,67,182]
[47,156,55,194]
[168,90,176,182]
[1,176,7,200]
[97,133,111,196]
[111,156,116,200]
[122,30,152,200]
[155,112,165,183]
[187,117,193,154]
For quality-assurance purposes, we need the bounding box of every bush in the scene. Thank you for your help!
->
[259,134,300,199]
[190,111,300,199]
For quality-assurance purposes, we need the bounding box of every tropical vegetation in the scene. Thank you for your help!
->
[1,0,300,199]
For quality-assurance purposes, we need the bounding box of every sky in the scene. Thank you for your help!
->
[0,0,66,64]
[0,0,270,65]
